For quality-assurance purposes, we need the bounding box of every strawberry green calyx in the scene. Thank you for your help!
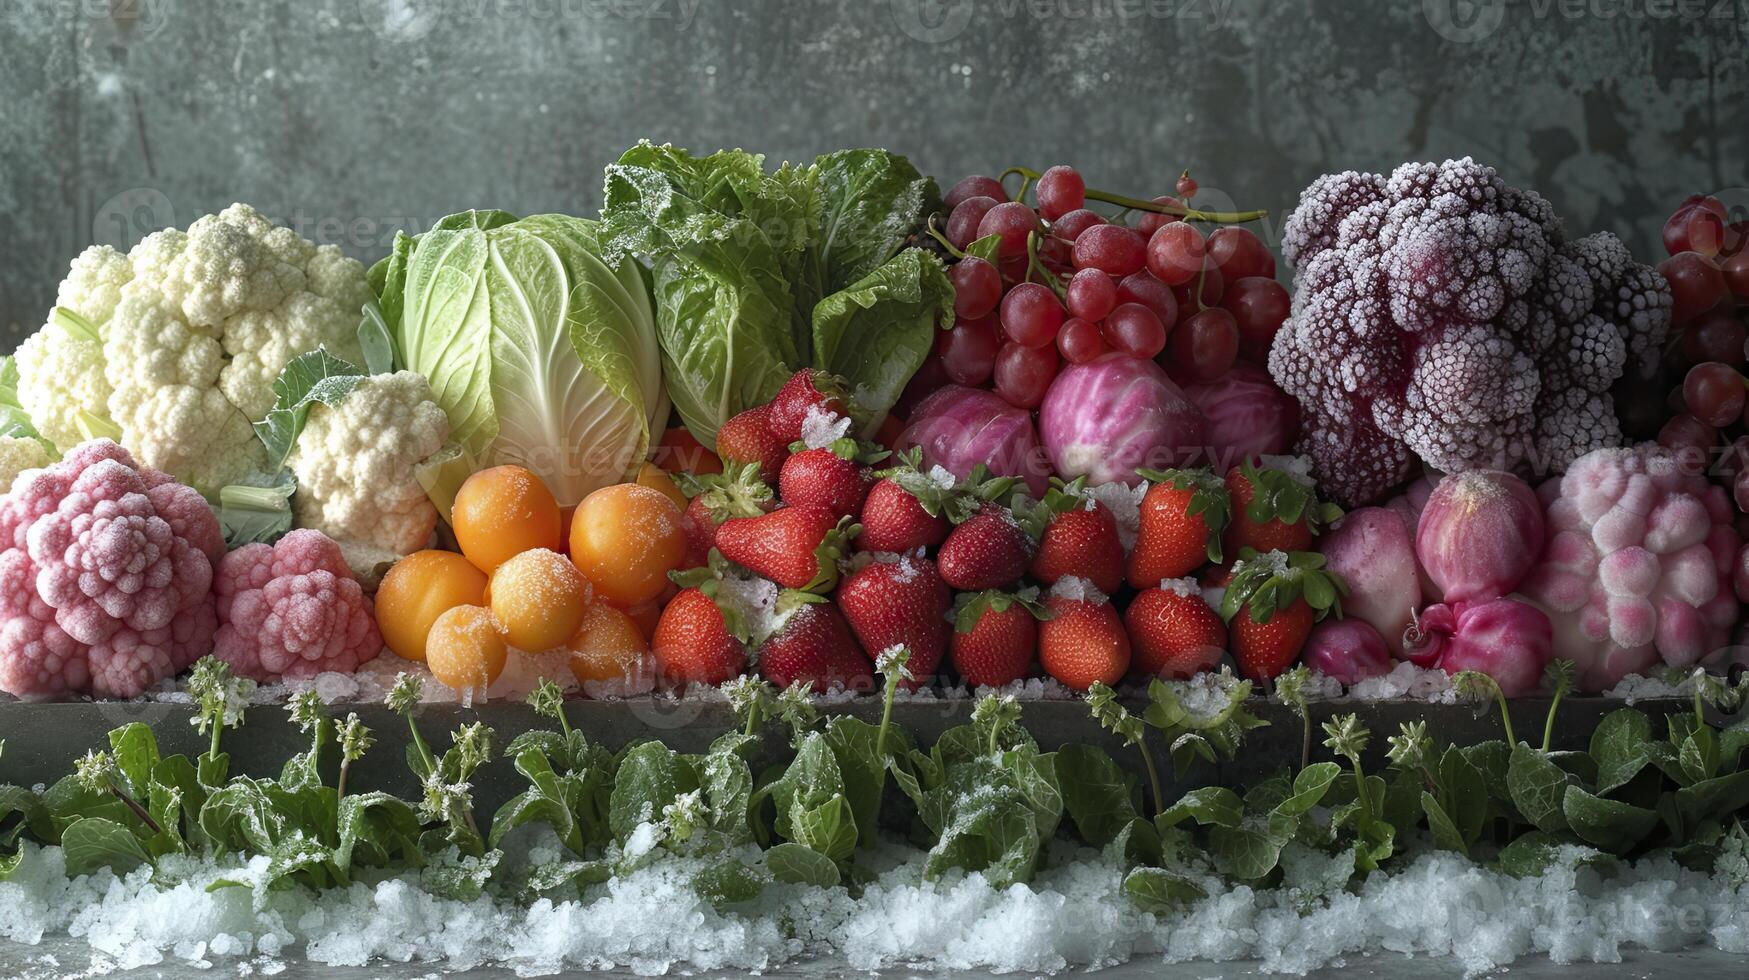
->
[879,447,965,518]
[951,588,1051,634]
[787,434,890,466]
[805,516,860,593]
[1234,458,1342,535]
[1139,466,1231,564]
[680,462,773,521]
[1219,548,1348,625]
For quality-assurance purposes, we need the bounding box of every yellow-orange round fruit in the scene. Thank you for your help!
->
[425,604,509,692]
[569,483,687,606]
[567,603,652,685]
[375,550,488,662]
[489,548,591,652]
[636,462,688,511]
[452,465,562,574]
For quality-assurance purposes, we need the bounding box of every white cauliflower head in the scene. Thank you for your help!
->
[15,204,372,491]
[285,370,449,575]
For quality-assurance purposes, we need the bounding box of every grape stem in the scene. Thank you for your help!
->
[999,166,1267,223]
[1024,231,1067,299]
[924,214,966,259]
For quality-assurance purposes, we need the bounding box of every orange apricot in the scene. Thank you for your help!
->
[567,603,652,685]
[636,462,688,511]
[452,465,562,574]
[425,604,509,692]
[489,548,591,652]
[569,483,687,606]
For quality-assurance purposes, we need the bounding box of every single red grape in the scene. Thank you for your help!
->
[947,196,999,251]
[1147,222,1206,286]
[1066,268,1119,321]
[1051,209,1104,242]
[1736,467,1749,516]
[1222,276,1291,363]
[1682,313,1748,366]
[1036,165,1086,220]
[1657,412,1718,454]
[978,201,1043,259]
[1206,227,1275,281]
[1116,272,1179,334]
[994,342,1059,409]
[946,175,1008,209]
[1166,307,1238,382]
[1057,317,1107,364]
[950,257,1002,319]
[1684,361,1747,428]
[999,282,1066,348]
[1721,252,1749,299]
[1175,173,1198,199]
[1171,260,1226,311]
[1134,196,1183,238]
[1664,195,1729,257]
[1073,224,1148,277]
[938,315,1000,387]
[1103,302,1167,358]
[1660,250,1727,323]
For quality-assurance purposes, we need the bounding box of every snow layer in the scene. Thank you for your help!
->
[4,838,1749,977]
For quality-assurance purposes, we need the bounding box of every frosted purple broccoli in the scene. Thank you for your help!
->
[1268,158,1672,505]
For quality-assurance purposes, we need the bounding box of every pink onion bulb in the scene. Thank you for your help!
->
[1415,470,1544,603]
[1302,618,1392,684]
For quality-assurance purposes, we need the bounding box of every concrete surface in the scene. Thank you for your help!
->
[3,934,1745,978]
[3,0,1747,340]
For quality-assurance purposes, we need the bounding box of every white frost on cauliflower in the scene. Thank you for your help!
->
[286,371,450,576]
[15,204,371,490]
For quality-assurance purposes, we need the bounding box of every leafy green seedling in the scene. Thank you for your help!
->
[1087,682,1163,815]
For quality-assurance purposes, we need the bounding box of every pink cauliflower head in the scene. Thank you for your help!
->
[1520,444,1739,691]
[1269,158,1672,506]
[0,439,220,699]
[213,528,381,680]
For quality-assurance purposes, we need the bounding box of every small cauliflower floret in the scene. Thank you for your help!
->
[213,528,381,680]
[1270,157,1672,505]
[0,438,51,494]
[12,204,373,491]
[14,320,110,453]
[285,371,450,575]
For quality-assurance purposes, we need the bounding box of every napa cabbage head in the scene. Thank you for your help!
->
[375,210,665,507]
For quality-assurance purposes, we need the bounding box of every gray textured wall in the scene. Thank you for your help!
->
[2,0,1746,341]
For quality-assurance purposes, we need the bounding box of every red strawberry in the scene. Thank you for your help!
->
[1221,549,1345,683]
[1125,582,1226,679]
[859,479,950,553]
[651,587,749,685]
[1027,480,1124,594]
[1222,459,1340,556]
[950,589,1042,688]
[1038,586,1130,692]
[855,448,976,553]
[716,405,789,483]
[757,598,873,693]
[779,447,878,519]
[714,505,852,592]
[836,554,952,686]
[938,503,1034,590]
[679,464,773,568]
[767,370,850,445]
[1128,468,1230,589]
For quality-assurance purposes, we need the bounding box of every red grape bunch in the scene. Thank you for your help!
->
[923,164,1287,413]
[1654,195,1749,513]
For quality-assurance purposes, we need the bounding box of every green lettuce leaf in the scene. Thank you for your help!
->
[811,248,954,435]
